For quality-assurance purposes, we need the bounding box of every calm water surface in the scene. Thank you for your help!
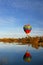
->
[0,42,43,65]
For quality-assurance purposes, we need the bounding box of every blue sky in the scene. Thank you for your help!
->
[0,0,43,38]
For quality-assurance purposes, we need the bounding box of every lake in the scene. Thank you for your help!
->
[0,42,43,65]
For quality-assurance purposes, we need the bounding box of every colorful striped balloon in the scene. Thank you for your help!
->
[23,51,32,62]
[23,24,32,34]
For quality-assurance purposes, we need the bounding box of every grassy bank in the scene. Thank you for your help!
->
[0,36,43,49]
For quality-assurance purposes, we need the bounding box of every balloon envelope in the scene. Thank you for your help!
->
[23,24,32,34]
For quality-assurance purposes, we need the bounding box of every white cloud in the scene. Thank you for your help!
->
[30,28,43,36]
[0,27,43,38]
[0,17,19,27]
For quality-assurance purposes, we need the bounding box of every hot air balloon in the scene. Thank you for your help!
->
[23,24,32,35]
[23,51,32,62]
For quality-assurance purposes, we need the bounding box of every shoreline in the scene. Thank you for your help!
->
[0,36,43,49]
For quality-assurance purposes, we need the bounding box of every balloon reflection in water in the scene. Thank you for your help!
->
[23,51,32,62]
